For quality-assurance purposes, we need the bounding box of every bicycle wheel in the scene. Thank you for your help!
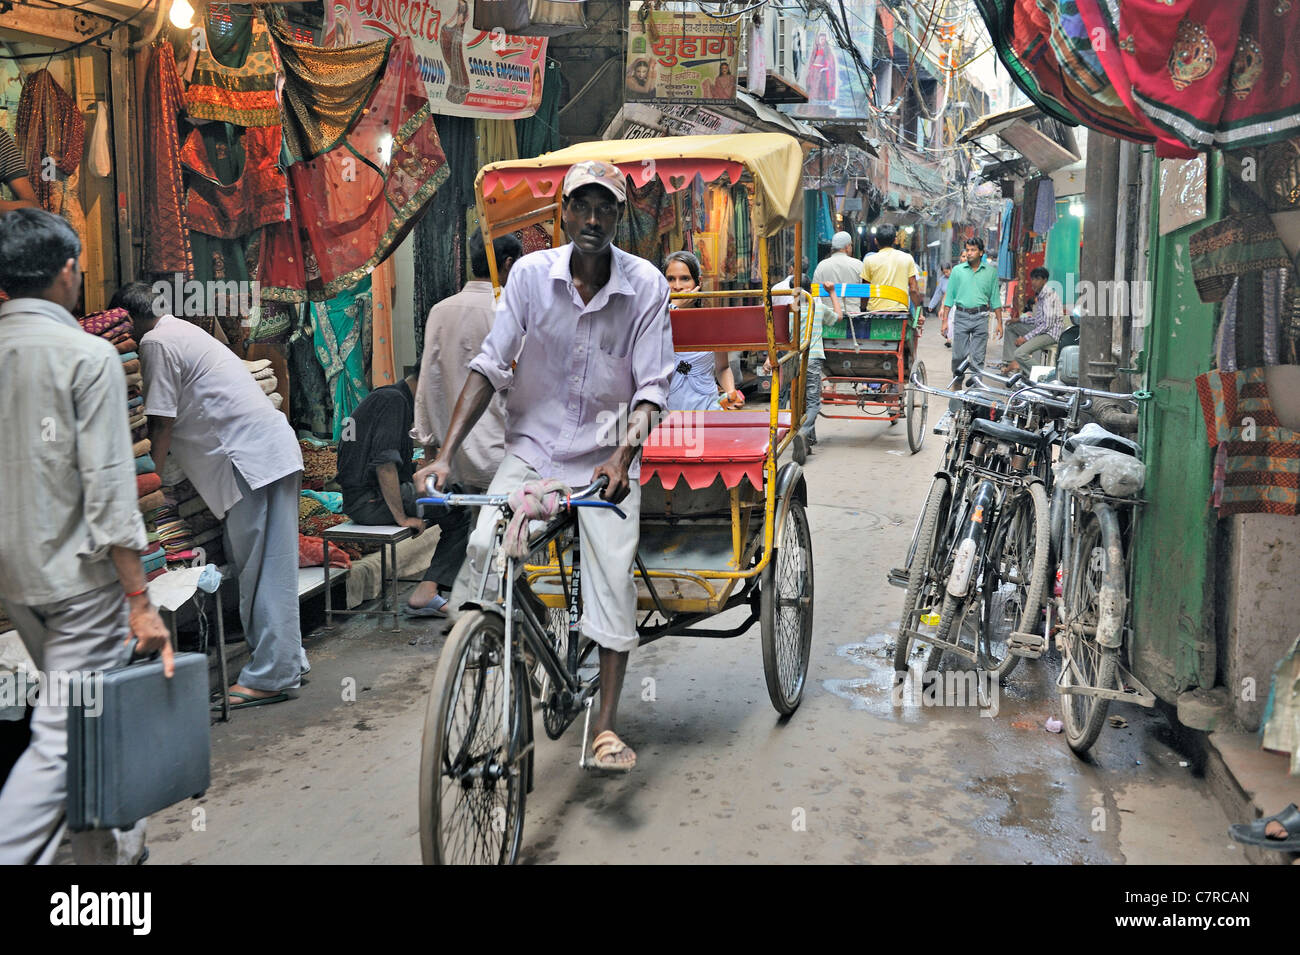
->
[927,592,981,674]
[906,360,928,454]
[894,474,951,675]
[761,497,814,715]
[981,482,1050,680]
[1058,510,1121,756]
[419,611,530,865]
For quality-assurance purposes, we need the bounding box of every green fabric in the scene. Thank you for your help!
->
[1044,199,1081,304]
[312,276,373,441]
[515,60,561,160]
[943,258,1001,310]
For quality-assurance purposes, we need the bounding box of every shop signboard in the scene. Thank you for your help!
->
[779,0,877,121]
[324,0,547,119]
[625,10,741,105]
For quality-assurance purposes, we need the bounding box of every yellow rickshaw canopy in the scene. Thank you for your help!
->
[475,133,804,240]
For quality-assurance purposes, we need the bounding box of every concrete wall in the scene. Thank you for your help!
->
[1222,513,1300,730]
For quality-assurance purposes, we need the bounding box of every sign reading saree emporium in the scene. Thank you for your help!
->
[325,0,547,119]
[625,11,740,105]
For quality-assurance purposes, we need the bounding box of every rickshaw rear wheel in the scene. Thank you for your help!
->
[906,360,928,454]
[419,611,530,865]
[761,497,814,715]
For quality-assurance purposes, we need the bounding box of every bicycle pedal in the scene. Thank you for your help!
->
[1008,631,1046,658]
[887,567,909,589]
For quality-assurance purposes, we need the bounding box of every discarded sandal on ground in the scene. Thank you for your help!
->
[590,730,636,773]
[1229,803,1300,850]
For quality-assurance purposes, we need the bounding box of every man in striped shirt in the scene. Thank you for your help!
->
[1004,267,1066,373]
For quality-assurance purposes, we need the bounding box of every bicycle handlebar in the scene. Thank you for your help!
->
[417,475,626,519]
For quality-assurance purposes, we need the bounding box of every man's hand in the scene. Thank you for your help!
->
[414,458,451,498]
[1016,335,1027,346]
[994,319,1004,340]
[400,516,425,536]
[592,456,632,505]
[126,594,174,678]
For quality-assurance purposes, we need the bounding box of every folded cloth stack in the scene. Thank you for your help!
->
[133,438,151,458]
[78,307,131,339]
[137,472,162,497]
[141,546,166,575]
[135,454,156,474]
[298,496,363,558]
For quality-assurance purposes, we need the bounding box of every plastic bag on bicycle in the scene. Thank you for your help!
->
[1054,445,1146,497]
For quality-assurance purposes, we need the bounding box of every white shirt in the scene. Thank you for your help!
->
[468,243,674,485]
[139,315,302,518]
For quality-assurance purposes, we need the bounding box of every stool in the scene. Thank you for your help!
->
[321,523,414,633]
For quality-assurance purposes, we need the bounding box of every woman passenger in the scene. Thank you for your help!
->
[663,251,739,410]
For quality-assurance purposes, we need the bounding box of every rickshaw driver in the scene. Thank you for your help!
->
[414,159,674,774]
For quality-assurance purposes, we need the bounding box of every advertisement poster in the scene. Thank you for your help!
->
[626,10,740,105]
[325,0,547,119]
[778,0,877,120]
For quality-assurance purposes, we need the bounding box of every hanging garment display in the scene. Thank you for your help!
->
[180,124,287,238]
[440,0,472,106]
[15,69,86,223]
[268,13,390,164]
[1196,366,1300,515]
[312,276,372,441]
[142,43,193,276]
[260,37,448,302]
[412,114,474,357]
[185,12,280,127]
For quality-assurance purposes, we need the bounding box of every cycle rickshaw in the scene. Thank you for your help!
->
[416,134,817,864]
[814,284,929,455]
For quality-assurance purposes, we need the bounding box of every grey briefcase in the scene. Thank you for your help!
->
[66,649,211,831]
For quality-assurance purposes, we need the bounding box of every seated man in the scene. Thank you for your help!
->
[1003,266,1065,373]
[337,362,470,617]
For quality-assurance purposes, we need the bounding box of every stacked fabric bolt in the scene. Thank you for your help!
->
[299,437,337,491]
[298,495,363,559]
[78,308,168,576]
[243,358,283,410]
[158,469,224,567]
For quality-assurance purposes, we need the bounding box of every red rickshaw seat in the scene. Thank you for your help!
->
[670,304,792,351]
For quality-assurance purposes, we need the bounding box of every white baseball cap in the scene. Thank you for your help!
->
[562,160,627,203]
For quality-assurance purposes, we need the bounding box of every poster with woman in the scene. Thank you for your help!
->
[626,10,740,104]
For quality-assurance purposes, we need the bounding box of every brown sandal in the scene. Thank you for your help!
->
[590,730,637,773]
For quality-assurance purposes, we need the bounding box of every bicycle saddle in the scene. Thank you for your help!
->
[1063,422,1141,457]
[970,416,1047,449]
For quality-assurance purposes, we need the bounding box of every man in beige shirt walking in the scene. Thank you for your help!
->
[412,231,520,492]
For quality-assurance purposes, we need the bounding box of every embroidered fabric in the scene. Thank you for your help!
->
[181,124,288,238]
[1196,366,1300,515]
[143,43,193,275]
[185,13,280,127]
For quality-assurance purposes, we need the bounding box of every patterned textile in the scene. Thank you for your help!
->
[269,12,391,164]
[142,42,192,276]
[312,277,372,441]
[299,439,338,491]
[15,69,86,212]
[299,534,352,569]
[297,496,363,559]
[180,124,288,239]
[259,38,448,302]
[1196,367,1300,515]
[79,308,131,338]
[1189,214,1291,303]
[185,12,280,127]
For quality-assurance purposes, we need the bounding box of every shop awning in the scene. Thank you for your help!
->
[959,104,1079,174]
[477,133,804,238]
[734,91,827,145]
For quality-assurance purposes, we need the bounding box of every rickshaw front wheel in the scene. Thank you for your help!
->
[906,360,928,454]
[761,497,815,715]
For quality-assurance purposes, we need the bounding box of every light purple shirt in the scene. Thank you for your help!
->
[469,242,674,485]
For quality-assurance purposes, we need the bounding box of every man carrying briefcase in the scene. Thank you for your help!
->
[0,209,173,864]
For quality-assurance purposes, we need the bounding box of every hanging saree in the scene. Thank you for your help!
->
[185,12,279,127]
[267,13,391,164]
[142,43,192,276]
[260,37,448,302]
[312,276,372,441]
[181,124,287,238]
[15,69,86,223]
[412,114,474,357]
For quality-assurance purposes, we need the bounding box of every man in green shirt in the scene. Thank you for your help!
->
[938,237,1004,423]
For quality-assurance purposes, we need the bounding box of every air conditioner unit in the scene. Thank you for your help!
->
[738,15,807,103]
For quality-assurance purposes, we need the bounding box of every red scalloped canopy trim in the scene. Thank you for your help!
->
[482,159,745,201]
[639,461,764,491]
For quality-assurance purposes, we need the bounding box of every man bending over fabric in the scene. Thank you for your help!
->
[415,160,673,773]
[114,281,306,710]
[337,362,471,618]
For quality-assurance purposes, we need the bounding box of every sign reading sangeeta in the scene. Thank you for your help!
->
[325,0,547,119]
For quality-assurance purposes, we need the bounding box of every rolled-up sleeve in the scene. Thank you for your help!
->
[74,349,148,558]
[629,281,674,411]
[468,275,527,393]
[139,338,179,417]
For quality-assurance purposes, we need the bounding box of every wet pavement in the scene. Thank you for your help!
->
[147,328,1244,864]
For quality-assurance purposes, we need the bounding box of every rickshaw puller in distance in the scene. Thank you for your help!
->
[415,160,674,774]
